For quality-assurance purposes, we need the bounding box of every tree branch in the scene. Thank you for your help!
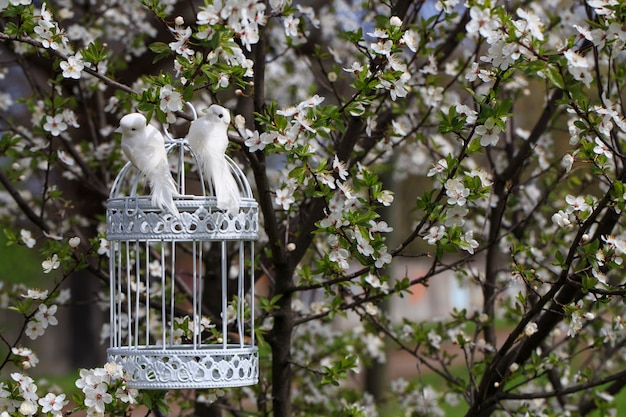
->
[499,368,626,401]
[0,33,137,96]
[0,169,50,234]
[469,172,624,416]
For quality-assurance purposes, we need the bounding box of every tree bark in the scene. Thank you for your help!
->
[268,265,294,417]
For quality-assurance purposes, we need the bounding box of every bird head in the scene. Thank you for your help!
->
[115,113,147,136]
[205,104,231,125]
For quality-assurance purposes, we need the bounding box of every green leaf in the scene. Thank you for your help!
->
[149,42,172,63]
[545,66,565,90]
[554,250,565,268]
[3,228,17,246]
[81,40,110,65]
[259,294,283,313]
[11,299,32,315]
[289,166,307,183]
[137,101,154,112]
[149,42,171,54]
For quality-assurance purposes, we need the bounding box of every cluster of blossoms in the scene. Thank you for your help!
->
[421,162,492,255]
[390,379,447,417]
[319,163,394,271]
[243,95,326,154]
[465,6,541,72]
[565,300,596,337]
[196,0,266,52]
[552,194,595,229]
[241,90,397,273]
[168,17,194,59]
[289,317,370,413]
[33,3,71,53]
[0,346,69,417]
[598,234,626,268]
[244,95,393,270]
[364,16,419,102]
[162,0,266,85]
[18,288,68,341]
[567,21,626,87]
[11,347,38,369]
[3,372,67,417]
[39,107,80,137]
[75,363,138,415]
[25,303,58,340]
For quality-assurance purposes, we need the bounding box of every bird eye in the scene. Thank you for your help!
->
[218,113,223,118]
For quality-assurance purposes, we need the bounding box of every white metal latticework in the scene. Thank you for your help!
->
[106,132,259,389]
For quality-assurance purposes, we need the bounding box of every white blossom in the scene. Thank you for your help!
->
[427,330,442,349]
[515,8,544,41]
[60,54,84,79]
[275,187,295,210]
[284,15,300,38]
[159,85,183,123]
[427,159,448,177]
[34,304,58,328]
[0,91,13,111]
[83,383,112,413]
[38,393,67,417]
[25,320,45,340]
[11,347,39,369]
[43,114,68,137]
[22,289,48,300]
[20,230,36,248]
[374,245,392,268]
[524,322,538,337]
[561,153,575,173]
[565,195,590,213]
[460,230,479,254]
[593,137,613,159]
[402,29,419,52]
[41,254,60,273]
[475,118,502,147]
[328,234,350,270]
[424,225,445,245]
[552,210,572,228]
[445,178,470,206]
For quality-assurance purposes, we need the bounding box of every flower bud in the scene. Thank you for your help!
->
[390,16,402,27]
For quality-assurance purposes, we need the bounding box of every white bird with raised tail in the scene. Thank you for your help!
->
[186,104,241,214]
[116,113,180,216]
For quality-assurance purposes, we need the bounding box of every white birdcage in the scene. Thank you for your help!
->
[105,113,259,389]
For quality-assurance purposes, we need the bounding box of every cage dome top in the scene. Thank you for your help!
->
[106,109,258,242]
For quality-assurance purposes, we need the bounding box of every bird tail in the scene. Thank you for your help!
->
[150,172,180,216]
[212,162,241,214]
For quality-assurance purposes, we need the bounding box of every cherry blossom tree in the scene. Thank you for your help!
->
[1,0,626,416]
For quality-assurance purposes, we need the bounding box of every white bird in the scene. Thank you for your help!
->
[116,113,179,216]
[186,104,241,214]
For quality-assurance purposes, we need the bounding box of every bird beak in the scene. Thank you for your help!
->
[114,126,122,133]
